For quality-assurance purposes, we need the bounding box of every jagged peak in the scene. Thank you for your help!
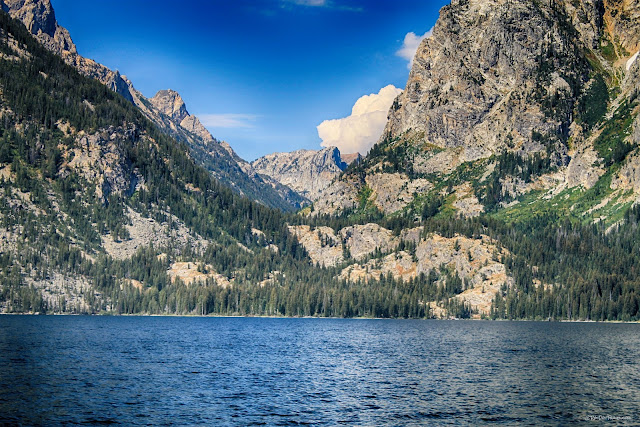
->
[150,89,189,122]
[1,0,77,54]
[1,0,56,36]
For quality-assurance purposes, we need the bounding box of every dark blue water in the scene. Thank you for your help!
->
[0,317,638,426]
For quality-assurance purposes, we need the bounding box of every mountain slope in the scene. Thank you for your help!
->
[0,10,309,313]
[0,0,302,211]
[301,0,640,319]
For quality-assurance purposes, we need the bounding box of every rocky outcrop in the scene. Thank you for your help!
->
[149,89,214,143]
[311,178,360,216]
[339,223,398,260]
[1,0,75,53]
[102,208,208,261]
[381,0,589,162]
[291,221,511,315]
[366,173,432,214]
[61,126,142,202]
[252,147,347,202]
[603,0,640,54]
[167,262,230,287]
[287,225,344,267]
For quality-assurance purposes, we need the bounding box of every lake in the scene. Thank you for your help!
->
[0,317,638,425]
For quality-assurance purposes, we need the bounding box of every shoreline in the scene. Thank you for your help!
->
[1,312,639,323]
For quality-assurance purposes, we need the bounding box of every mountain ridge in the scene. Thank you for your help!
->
[0,0,304,210]
[252,147,350,203]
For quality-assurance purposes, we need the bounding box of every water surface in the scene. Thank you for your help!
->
[0,317,638,425]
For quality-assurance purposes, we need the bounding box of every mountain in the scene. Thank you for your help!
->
[315,0,640,220]
[0,0,303,211]
[251,147,350,203]
[0,9,314,314]
[299,0,640,319]
[2,0,640,320]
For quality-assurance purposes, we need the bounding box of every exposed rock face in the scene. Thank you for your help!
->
[102,208,208,261]
[611,60,640,193]
[382,0,588,162]
[149,89,214,143]
[339,223,398,260]
[603,0,640,53]
[291,222,511,315]
[1,0,75,53]
[252,147,347,202]
[167,262,230,287]
[64,126,142,202]
[288,225,344,267]
[366,173,432,214]
[312,177,360,216]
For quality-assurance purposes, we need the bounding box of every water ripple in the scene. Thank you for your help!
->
[0,317,639,425]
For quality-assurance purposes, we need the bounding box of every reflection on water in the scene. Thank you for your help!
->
[0,317,638,425]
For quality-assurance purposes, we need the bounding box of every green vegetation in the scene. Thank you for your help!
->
[475,148,558,212]
[1,9,640,322]
[577,74,610,131]
[593,99,638,167]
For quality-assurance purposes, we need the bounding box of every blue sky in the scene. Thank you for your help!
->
[51,0,450,160]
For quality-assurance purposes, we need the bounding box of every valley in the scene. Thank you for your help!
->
[0,0,639,321]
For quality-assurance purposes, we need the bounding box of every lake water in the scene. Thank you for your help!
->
[0,317,638,426]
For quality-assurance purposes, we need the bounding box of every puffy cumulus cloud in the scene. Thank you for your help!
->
[317,85,402,155]
[396,28,433,69]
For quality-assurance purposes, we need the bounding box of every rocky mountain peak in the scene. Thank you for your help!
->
[251,147,349,202]
[381,0,616,168]
[2,0,56,36]
[150,89,190,123]
[1,0,76,53]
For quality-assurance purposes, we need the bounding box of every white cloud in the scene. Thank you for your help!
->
[317,85,402,155]
[199,114,259,129]
[396,28,433,69]
[286,0,327,6]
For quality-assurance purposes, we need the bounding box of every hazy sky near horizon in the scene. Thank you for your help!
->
[50,0,449,160]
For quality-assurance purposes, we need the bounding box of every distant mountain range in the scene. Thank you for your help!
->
[252,147,361,202]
